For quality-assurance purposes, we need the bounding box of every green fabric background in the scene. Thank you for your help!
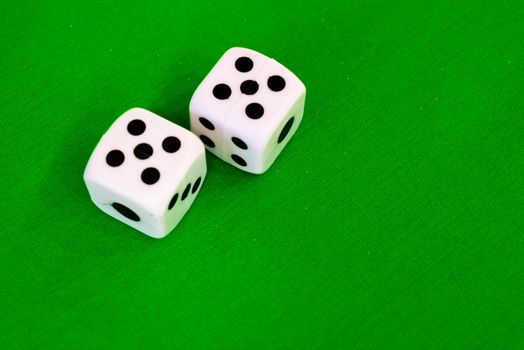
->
[1,0,522,348]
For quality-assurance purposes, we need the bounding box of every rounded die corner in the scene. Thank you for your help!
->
[225,46,268,58]
[123,106,148,114]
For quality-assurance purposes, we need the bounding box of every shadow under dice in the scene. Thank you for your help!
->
[190,47,306,174]
[84,108,206,238]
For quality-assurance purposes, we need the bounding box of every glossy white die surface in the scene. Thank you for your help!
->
[190,47,306,174]
[189,48,268,161]
[84,108,206,238]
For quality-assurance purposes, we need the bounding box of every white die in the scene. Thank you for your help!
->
[84,108,206,238]
[190,47,306,174]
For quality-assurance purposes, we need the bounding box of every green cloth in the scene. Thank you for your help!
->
[1,0,522,348]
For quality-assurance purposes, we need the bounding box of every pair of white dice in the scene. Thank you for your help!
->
[84,48,306,238]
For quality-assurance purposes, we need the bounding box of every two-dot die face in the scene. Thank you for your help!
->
[84,108,206,238]
[190,47,306,174]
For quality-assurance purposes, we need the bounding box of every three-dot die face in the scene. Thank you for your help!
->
[190,47,306,174]
[84,108,206,238]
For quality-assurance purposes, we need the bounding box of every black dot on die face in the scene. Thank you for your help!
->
[199,117,215,130]
[267,75,286,92]
[240,80,259,95]
[245,103,264,119]
[231,137,248,150]
[213,84,232,100]
[162,136,181,153]
[127,119,146,136]
[106,150,125,167]
[278,117,295,144]
[112,202,140,222]
[231,154,247,167]
[192,177,202,194]
[168,193,178,210]
[141,167,160,185]
[181,183,191,200]
[235,56,254,72]
[133,143,153,159]
[199,135,215,148]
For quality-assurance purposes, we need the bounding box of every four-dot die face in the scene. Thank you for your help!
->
[84,108,206,238]
[190,47,306,174]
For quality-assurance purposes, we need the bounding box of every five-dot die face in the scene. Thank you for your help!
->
[84,108,206,238]
[190,47,306,174]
